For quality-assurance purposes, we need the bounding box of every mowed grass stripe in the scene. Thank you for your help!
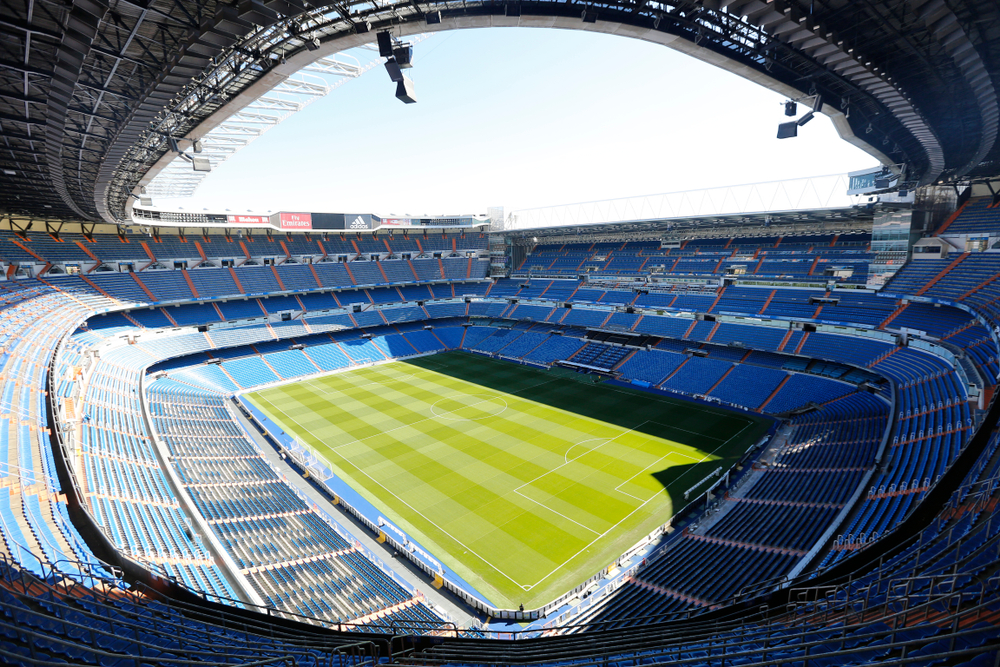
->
[246,352,770,609]
[255,366,624,589]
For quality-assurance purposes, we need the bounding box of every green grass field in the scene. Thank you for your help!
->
[245,351,770,609]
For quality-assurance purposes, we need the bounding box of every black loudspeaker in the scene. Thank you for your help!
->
[376,31,394,57]
[784,100,797,116]
[777,121,798,139]
[384,58,403,83]
[396,76,417,104]
[393,44,413,68]
[426,11,441,24]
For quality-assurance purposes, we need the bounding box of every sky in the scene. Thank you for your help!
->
[154,27,879,217]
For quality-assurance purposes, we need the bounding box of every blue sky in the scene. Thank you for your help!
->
[158,27,879,216]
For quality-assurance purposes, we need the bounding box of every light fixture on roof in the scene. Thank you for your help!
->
[168,136,211,172]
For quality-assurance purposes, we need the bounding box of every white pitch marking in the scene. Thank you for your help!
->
[563,437,610,465]
[521,433,741,591]
[512,490,600,536]
[613,451,689,502]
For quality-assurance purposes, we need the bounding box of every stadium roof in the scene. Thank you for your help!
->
[504,203,876,241]
[1,0,999,225]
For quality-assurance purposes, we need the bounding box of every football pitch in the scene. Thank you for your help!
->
[244,351,770,610]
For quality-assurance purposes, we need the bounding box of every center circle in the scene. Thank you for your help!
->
[430,394,508,421]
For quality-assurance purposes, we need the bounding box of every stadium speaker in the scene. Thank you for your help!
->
[140,197,152,207]
[384,58,403,83]
[777,121,798,139]
[377,31,394,57]
[393,44,413,68]
[796,111,815,126]
[784,100,797,116]
[581,9,597,22]
[505,3,520,16]
[191,156,212,172]
[426,11,441,24]
[395,76,417,104]
[192,139,203,153]
[305,37,320,51]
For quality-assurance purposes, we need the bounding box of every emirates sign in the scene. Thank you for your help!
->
[272,212,313,230]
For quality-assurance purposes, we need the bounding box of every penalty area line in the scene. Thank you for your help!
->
[522,425,746,592]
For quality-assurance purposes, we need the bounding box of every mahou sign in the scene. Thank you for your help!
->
[226,214,269,225]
